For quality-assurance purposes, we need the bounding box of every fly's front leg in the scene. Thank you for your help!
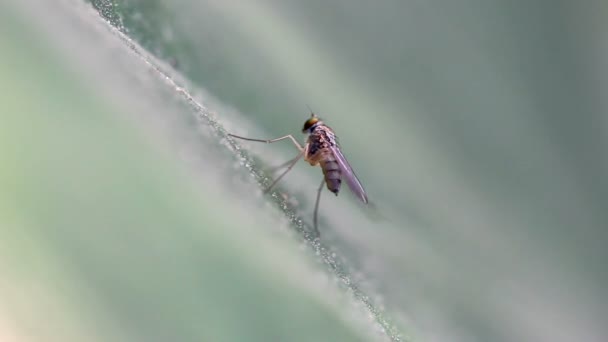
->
[228,133,304,152]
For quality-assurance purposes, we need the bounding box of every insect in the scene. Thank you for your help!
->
[228,112,368,235]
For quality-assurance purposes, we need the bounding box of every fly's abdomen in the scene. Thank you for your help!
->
[320,154,341,195]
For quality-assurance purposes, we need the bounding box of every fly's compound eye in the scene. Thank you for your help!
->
[302,116,319,132]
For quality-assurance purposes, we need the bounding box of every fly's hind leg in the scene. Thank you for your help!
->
[312,178,325,237]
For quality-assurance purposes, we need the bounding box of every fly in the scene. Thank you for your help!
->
[228,112,368,235]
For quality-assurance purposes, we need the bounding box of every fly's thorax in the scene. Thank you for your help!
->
[306,125,337,157]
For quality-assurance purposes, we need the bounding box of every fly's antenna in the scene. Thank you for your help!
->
[305,104,316,118]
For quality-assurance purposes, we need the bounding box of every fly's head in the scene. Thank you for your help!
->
[302,113,323,134]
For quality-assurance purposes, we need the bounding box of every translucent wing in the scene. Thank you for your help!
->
[330,145,368,204]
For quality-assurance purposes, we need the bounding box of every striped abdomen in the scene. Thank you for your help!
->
[319,152,341,195]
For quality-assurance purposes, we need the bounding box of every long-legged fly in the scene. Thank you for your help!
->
[228,112,368,235]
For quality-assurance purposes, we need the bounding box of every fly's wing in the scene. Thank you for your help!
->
[330,145,369,204]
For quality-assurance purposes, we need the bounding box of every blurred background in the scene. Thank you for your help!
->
[1,0,606,341]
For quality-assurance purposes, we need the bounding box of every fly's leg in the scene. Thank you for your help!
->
[228,133,306,192]
[227,133,304,152]
[269,154,302,173]
[264,150,304,193]
[312,178,325,237]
